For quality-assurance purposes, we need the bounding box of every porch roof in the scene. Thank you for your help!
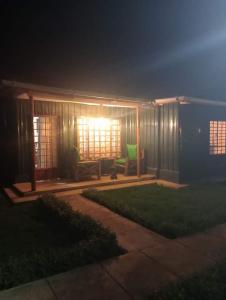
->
[154,96,226,107]
[2,80,226,108]
[1,80,150,108]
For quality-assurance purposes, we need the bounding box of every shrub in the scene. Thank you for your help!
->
[0,193,123,290]
[83,188,100,202]
[37,193,118,241]
[150,260,226,300]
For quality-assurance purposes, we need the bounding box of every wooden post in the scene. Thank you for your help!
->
[29,94,36,191]
[136,106,141,177]
[156,105,161,178]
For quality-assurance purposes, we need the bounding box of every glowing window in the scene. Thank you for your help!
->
[77,117,121,160]
[210,121,226,155]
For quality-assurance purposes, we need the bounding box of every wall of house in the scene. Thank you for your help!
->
[141,106,159,173]
[16,99,180,183]
[158,103,180,181]
[179,103,226,182]
[0,95,18,184]
[16,99,136,181]
[122,105,159,174]
[16,99,32,182]
[123,103,180,181]
[13,97,226,184]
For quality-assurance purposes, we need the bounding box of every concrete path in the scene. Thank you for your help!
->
[2,195,226,300]
[64,194,168,252]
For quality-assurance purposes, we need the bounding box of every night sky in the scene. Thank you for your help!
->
[1,0,226,100]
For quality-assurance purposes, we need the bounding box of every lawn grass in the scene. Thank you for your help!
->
[151,260,226,300]
[83,183,226,238]
[0,193,122,290]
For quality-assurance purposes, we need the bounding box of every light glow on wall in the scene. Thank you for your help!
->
[210,121,226,155]
[77,117,121,160]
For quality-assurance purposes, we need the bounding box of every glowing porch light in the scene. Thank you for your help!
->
[79,117,111,130]
[77,117,121,160]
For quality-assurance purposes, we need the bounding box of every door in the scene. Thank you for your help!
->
[33,116,58,180]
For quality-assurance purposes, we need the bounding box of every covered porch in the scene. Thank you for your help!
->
[11,81,157,193]
[13,174,155,196]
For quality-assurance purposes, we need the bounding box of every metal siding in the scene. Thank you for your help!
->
[158,103,179,181]
[180,103,226,182]
[17,100,137,180]
[16,100,31,181]
[174,104,179,170]
[17,98,226,184]
[140,105,159,172]
[153,107,159,167]
[121,109,136,155]
[0,95,18,184]
[17,100,180,182]
[160,106,165,168]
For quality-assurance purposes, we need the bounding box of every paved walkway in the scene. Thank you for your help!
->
[2,195,226,300]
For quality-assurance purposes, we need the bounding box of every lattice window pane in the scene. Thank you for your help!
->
[77,117,121,160]
[33,116,57,168]
[210,121,226,155]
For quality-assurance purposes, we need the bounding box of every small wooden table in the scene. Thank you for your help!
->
[99,158,115,175]
[74,160,101,181]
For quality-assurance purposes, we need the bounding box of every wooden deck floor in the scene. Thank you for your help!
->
[14,174,155,196]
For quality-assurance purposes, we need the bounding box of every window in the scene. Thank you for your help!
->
[33,116,57,168]
[210,121,226,155]
[77,117,121,160]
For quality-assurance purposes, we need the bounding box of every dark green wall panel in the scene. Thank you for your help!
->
[159,103,179,172]
[179,103,226,182]
[16,100,180,182]
[17,100,135,180]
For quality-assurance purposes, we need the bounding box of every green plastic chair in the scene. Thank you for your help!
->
[116,144,143,175]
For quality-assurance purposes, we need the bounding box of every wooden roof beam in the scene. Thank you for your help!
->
[17,91,150,108]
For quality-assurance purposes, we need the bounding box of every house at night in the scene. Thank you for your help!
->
[1,80,226,196]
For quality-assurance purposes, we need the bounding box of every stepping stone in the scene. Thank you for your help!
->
[142,240,213,278]
[48,263,130,300]
[102,252,176,300]
[178,233,226,262]
[0,279,55,300]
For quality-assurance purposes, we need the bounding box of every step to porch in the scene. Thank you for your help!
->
[3,187,19,202]
[13,174,156,197]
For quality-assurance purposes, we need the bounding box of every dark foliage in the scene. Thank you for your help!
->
[0,193,122,290]
[150,260,226,300]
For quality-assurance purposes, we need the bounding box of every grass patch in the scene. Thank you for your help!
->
[0,193,123,290]
[83,183,226,238]
[151,260,226,300]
